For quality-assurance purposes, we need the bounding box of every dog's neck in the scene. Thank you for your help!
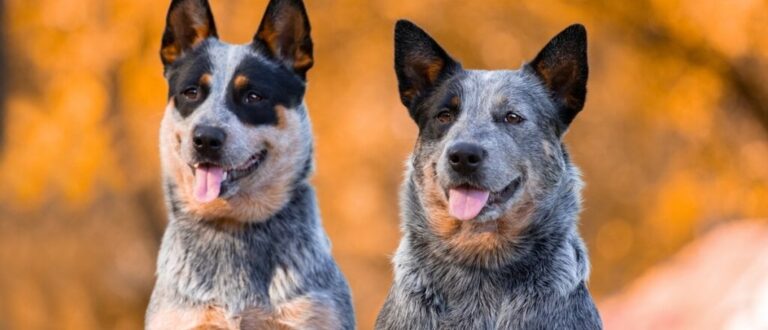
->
[153,182,329,311]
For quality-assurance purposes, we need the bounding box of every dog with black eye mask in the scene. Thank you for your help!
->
[146,0,354,329]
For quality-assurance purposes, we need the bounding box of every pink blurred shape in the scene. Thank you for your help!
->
[599,220,768,330]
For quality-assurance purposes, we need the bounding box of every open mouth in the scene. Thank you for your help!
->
[188,149,268,203]
[445,177,523,221]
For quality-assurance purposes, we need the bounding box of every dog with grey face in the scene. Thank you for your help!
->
[146,0,354,328]
[376,21,602,329]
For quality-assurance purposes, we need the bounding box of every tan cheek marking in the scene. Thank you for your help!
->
[182,109,305,223]
[419,158,533,261]
[197,306,233,330]
[147,306,233,330]
[420,159,502,256]
[272,297,342,330]
[420,160,461,239]
[275,105,289,130]
[225,110,304,221]
[239,306,287,329]
[238,297,342,330]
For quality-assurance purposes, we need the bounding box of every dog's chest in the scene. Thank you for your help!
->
[170,247,272,310]
[429,275,530,328]
[159,223,302,311]
[437,289,504,328]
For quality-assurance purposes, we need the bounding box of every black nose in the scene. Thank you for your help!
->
[447,142,486,174]
[192,125,226,157]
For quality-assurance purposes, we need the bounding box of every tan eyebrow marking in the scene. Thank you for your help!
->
[200,73,213,86]
[234,75,249,90]
[449,95,460,108]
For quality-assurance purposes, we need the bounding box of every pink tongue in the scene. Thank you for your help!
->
[193,166,224,203]
[448,188,490,221]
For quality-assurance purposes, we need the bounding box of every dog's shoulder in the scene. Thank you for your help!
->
[511,281,602,329]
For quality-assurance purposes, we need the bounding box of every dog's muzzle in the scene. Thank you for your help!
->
[188,149,268,203]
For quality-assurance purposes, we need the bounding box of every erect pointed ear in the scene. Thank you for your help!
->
[160,0,218,67]
[253,0,313,80]
[527,24,588,129]
[394,20,462,109]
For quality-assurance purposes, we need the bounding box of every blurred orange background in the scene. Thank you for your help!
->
[1,0,767,329]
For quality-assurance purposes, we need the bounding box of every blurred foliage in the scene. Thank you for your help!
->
[0,0,767,329]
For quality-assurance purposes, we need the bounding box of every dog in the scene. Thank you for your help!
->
[375,21,602,329]
[145,0,354,329]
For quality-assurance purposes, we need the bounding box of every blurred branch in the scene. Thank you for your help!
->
[587,1,768,133]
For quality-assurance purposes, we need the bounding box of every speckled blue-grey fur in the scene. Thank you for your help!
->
[147,0,354,328]
[148,180,354,328]
[376,20,602,329]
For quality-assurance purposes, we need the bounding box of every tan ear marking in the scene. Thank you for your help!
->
[254,0,313,77]
[161,0,218,66]
[161,44,180,65]
[424,58,445,85]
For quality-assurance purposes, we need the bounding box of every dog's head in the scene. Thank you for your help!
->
[159,0,314,222]
[395,21,588,267]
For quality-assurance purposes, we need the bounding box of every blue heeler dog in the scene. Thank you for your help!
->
[146,0,354,328]
[376,21,602,329]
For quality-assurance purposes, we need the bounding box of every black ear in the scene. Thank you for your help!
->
[253,0,313,79]
[160,0,218,67]
[394,20,461,109]
[527,24,588,128]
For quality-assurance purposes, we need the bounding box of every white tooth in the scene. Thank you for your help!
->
[222,172,228,181]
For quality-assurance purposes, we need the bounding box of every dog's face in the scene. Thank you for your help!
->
[159,0,314,222]
[395,21,588,266]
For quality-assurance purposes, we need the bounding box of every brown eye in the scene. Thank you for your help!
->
[244,91,264,104]
[436,110,454,124]
[504,112,524,124]
[182,86,200,101]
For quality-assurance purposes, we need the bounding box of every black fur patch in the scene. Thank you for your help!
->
[412,77,464,141]
[225,55,306,126]
[526,24,588,127]
[394,20,462,113]
[166,42,214,118]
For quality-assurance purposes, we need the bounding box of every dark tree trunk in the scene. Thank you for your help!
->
[0,0,6,152]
